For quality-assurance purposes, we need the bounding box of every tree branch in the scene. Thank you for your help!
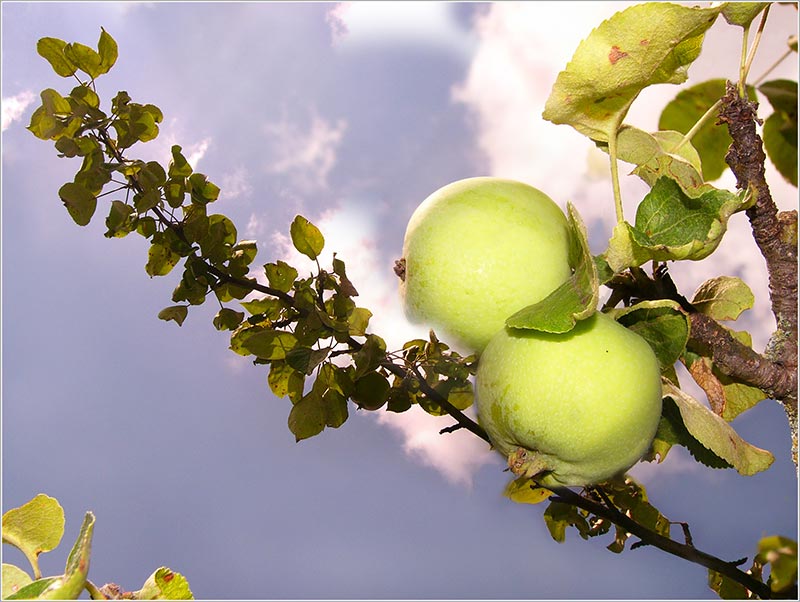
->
[718,82,798,466]
[549,486,779,599]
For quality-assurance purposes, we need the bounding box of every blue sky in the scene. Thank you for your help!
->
[2,2,798,599]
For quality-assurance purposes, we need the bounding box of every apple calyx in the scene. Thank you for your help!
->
[508,447,553,480]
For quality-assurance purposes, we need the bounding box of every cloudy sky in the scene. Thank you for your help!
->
[2,2,797,599]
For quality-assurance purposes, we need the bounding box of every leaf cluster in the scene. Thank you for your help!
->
[2,494,193,600]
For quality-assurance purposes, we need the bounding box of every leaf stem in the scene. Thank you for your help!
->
[673,99,723,154]
[607,127,624,223]
[740,5,772,96]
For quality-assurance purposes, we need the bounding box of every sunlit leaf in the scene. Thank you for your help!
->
[58,182,97,226]
[2,564,33,600]
[135,567,194,600]
[691,276,754,321]
[2,494,65,579]
[605,177,749,272]
[63,42,103,79]
[146,239,181,277]
[506,203,597,333]
[503,477,552,505]
[543,3,723,141]
[721,2,769,27]
[663,382,774,475]
[757,535,797,595]
[288,391,326,441]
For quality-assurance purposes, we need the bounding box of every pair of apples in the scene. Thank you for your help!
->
[398,178,663,487]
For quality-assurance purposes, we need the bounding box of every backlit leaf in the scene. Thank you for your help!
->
[146,239,181,277]
[288,391,326,441]
[213,308,244,331]
[264,261,298,293]
[290,215,324,260]
[351,371,390,410]
[63,42,103,78]
[757,535,797,595]
[242,330,298,360]
[58,182,97,226]
[543,3,723,141]
[158,305,188,326]
[36,37,77,77]
[97,28,118,74]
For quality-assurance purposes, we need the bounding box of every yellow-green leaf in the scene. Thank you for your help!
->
[2,494,65,579]
[543,3,723,141]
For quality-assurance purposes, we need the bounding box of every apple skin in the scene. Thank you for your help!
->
[475,312,663,487]
[400,177,572,354]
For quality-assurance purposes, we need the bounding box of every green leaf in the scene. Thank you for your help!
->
[57,182,97,227]
[353,334,386,377]
[708,569,751,599]
[242,330,298,360]
[332,256,359,296]
[188,173,221,205]
[6,577,62,600]
[169,145,193,178]
[721,2,769,27]
[158,305,189,326]
[268,361,303,401]
[347,307,372,336]
[213,308,245,331]
[146,239,181,277]
[757,535,797,595]
[543,502,590,543]
[506,203,598,333]
[135,567,194,600]
[104,200,136,238]
[759,80,798,187]
[612,127,705,190]
[659,79,758,181]
[264,261,299,293]
[290,215,325,260]
[611,300,690,371]
[285,346,330,375]
[351,371,390,410]
[604,177,750,272]
[288,391,326,441]
[97,28,118,74]
[503,477,552,505]
[53,511,95,600]
[36,37,77,77]
[663,382,774,475]
[2,564,33,600]
[543,3,723,141]
[2,494,65,579]
[63,42,103,79]
[691,276,754,321]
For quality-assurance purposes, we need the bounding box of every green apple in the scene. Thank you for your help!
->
[475,312,663,487]
[398,177,572,354]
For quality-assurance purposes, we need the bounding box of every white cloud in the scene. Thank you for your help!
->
[220,165,253,200]
[263,109,347,192]
[326,1,475,56]
[2,90,36,131]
